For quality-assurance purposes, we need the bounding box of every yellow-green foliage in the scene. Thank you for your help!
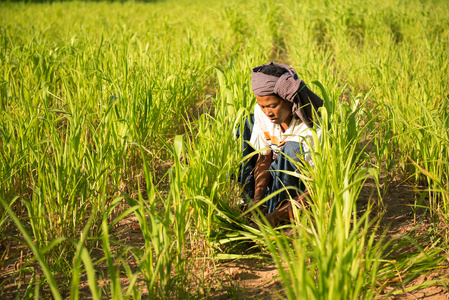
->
[0,0,448,298]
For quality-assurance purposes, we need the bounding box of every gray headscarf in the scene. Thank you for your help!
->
[251,62,323,128]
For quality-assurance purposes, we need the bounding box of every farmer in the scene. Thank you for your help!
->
[239,62,323,227]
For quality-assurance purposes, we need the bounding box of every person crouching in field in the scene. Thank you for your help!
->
[239,62,323,227]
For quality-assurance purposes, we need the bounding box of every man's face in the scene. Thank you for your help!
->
[256,94,293,126]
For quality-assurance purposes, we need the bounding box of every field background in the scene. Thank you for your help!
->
[1,0,448,299]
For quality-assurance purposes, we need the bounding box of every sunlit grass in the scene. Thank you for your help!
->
[1,0,448,298]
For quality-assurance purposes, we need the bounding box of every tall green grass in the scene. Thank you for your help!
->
[1,0,448,298]
[284,0,449,222]
[0,0,239,296]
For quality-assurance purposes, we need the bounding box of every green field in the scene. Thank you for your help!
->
[1,0,449,298]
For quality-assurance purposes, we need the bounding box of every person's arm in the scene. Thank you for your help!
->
[253,152,273,205]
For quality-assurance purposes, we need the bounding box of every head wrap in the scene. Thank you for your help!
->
[251,62,324,128]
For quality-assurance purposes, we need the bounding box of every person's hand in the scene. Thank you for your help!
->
[293,190,310,209]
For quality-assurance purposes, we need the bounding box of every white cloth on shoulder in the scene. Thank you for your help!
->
[249,104,320,166]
